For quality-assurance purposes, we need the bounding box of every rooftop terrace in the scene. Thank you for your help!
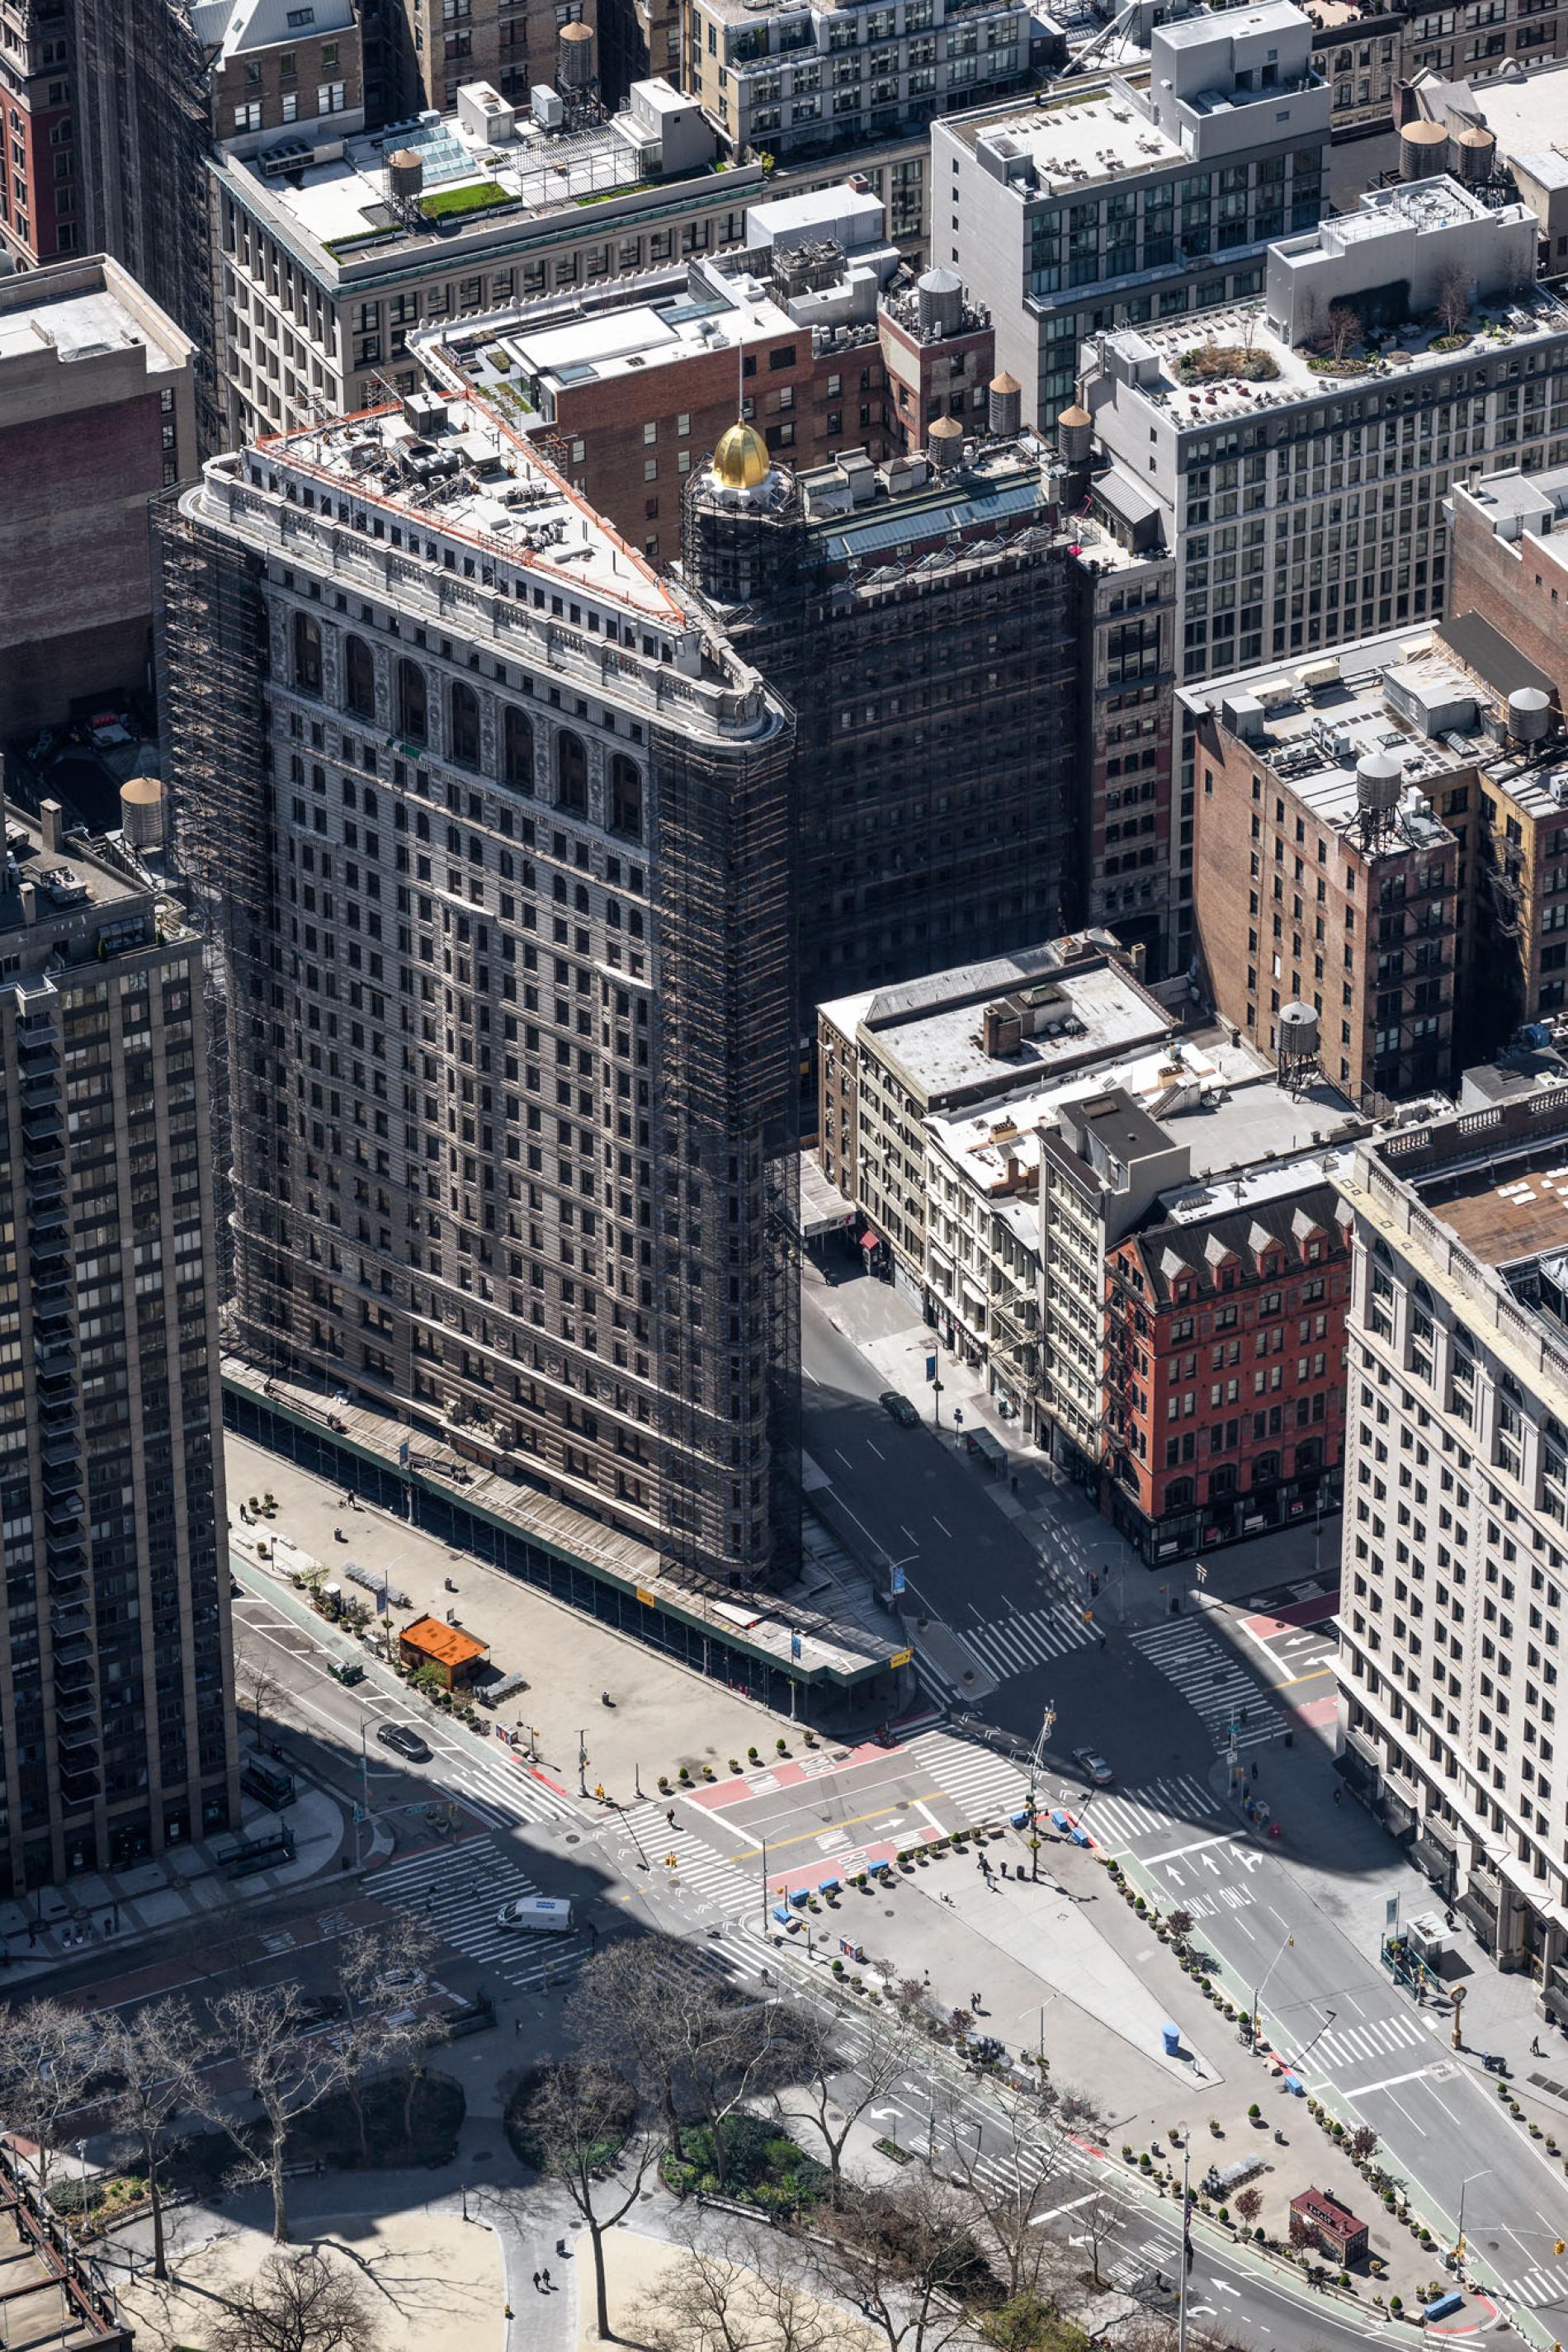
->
[220,78,729,264]
[958,81,1183,187]
[239,385,687,626]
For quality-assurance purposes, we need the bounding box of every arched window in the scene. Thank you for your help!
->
[344,634,375,719]
[556,730,588,815]
[293,610,323,696]
[503,706,534,794]
[1253,1452,1282,1488]
[1166,1476,1195,1510]
[1208,1465,1237,1500]
[450,679,481,768]
[397,659,427,744]
[611,753,643,839]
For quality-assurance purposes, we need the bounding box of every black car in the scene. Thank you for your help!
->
[375,1721,432,1763]
[879,1391,920,1429]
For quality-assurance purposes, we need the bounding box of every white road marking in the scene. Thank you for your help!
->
[1346,2066,1437,2099]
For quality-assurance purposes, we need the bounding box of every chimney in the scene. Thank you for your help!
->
[18,881,36,925]
[40,799,64,853]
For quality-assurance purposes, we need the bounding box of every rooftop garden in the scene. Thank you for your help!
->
[1174,338,1280,385]
[419,178,512,220]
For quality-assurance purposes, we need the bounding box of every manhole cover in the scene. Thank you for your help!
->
[565,1834,580,1844]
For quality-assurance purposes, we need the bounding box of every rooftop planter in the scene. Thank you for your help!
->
[1174,342,1280,385]
[420,179,512,220]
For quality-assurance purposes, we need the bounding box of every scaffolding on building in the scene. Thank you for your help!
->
[74,0,220,451]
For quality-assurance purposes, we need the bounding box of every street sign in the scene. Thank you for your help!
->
[1386,1894,1400,1932]
[926,1353,937,1382]
[635,1586,656,1608]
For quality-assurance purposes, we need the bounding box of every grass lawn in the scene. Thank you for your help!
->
[420,180,509,220]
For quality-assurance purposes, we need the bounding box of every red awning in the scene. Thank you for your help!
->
[858,1229,881,1251]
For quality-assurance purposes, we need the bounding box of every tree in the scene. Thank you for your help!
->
[206,2250,381,2352]
[1074,2188,1122,2291]
[1234,2185,1263,2234]
[981,2298,1089,2352]
[102,1996,208,2279]
[0,1999,105,2205]
[1326,303,1360,361]
[1164,1910,1193,1945]
[628,2213,839,2352]
[567,1939,697,2161]
[772,2008,912,2208]
[512,2060,654,2343]
[810,2176,999,2352]
[333,1920,439,2162]
[235,1650,286,1745]
[195,1982,358,2243]
[1348,2124,1379,2162]
[1435,264,1470,338]
[940,2084,1102,2302]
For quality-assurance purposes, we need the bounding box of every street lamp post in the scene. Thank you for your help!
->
[1250,1929,1295,2045]
[1176,2123,1192,2352]
[1455,2168,1492,2273]
[1027,1700,1056,1883]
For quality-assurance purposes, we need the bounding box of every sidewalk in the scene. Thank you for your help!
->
[228,1433,823,1806]
[0,1778,357,1984]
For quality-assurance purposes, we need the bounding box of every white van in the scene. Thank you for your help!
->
[495,1895,574,1934]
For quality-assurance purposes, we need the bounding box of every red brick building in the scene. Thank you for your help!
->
[0,1,78,267]
[1103,1173,1352,1561]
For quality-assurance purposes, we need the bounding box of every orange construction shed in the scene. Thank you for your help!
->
[399,1613,488,1690]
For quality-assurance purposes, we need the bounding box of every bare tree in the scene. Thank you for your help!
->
[628,2213,839,2352]
[1326,303,1360,361]
[810,2175,999,2352]
[195,1983,358,2243]
[1348,2124,1378,2163]
[333,1920,439,2163]
[940,2085,1101,2302]
[772,2009,913,2208]
[206,2250,381,2352]
[235,1649,286,1746]
[0,1999,106,2205]
[102,1997,208,2279]
[567,1939,696,2160]
[1435,264,1470,338]
[512,2061,654,2344]
[682,1990,805,2193]
[1074,2187,1122,2290]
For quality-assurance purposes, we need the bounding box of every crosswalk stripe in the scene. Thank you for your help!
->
[1132,1622,1283,1750]
[959,1604,1093,1684]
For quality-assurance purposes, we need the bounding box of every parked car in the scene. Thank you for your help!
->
[879,1391,920,1429]
[1072,1746,1114,1787]
[375,1721,432,1762]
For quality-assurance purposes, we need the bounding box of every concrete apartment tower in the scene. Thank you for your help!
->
[154,388,798,1591]
[0,795,237,1897]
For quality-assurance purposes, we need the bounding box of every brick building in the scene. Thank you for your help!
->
[0,257,197,740]
[0,0,77,267]
[194,0,364,153]
[377,0,602,116]
[1104,1165,1352,1561]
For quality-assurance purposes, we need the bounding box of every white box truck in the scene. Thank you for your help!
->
[495,1895,574,1934]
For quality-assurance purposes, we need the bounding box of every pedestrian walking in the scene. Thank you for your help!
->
[541,2269,552,2291]
[531,2273,541,2293]
[1533,2035,1543,2056]
[923,1967,930,1984]
[515,2018,523,2036]
[1331,1787,1342,1806]
[1098,1634,1108,1651]
[1250,1760,1259,1781]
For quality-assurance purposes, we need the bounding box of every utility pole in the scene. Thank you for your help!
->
[1027,1699,1056,1882]
[1177,2125,1192,2352]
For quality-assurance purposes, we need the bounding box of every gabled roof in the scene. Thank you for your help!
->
[1111,1178,1350,1307]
